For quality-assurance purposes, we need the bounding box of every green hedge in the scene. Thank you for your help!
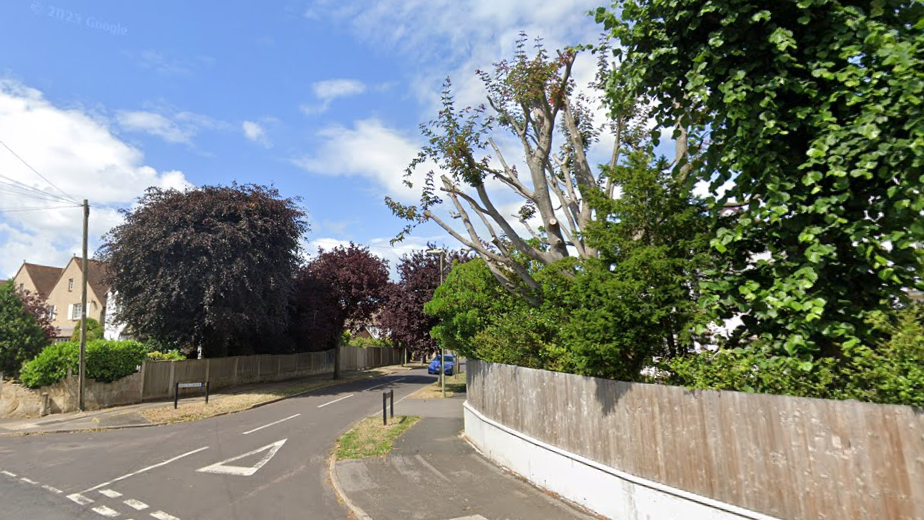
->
[20,340,148,388]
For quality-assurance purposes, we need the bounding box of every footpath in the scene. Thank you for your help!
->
[0,366,408,435]
[332,394,599,520]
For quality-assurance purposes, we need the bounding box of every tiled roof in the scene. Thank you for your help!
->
[22,263,64,297]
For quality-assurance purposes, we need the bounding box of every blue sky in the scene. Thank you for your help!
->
[0,0,606,278]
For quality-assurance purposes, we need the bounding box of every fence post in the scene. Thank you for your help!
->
[139,361,146,402]
[205,359,211,385]
[233,356,239,386]
[169,361,176,398]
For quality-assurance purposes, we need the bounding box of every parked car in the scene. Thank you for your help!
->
[428,354,455,376]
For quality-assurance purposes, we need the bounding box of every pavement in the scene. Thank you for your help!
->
[332,394,599,520]
[0,367,406,435]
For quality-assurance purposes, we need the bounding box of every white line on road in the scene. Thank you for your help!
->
[99,489,123,498]
[1,470,17,477]
[92,505,120,517]
[20,477,38,485]
[42,485,63,494]
[414,454,452,483]
[242,414,300,435]
[196,439,287,477]
[124,499,149,510]
[150,510,180,520]
[84,446,209,492]
[318,394,354,408]
[67,493,94,506]
[367,378,404,391]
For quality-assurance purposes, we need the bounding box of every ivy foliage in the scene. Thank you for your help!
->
[600,0,924,358]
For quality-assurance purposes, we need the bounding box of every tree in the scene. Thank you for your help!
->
[387,34,691,303]
[378,248,470,360]
[70,317,103,342]
[600,0,924,358]
[290,244,389,377]
[0,282,53,376]
[99,184,307,357]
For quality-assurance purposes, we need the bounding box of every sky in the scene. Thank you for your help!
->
[0,0,609,279]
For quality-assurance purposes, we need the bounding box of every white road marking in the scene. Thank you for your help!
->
[150,511,180,520]
[1,470,17,477]
[124,499,149,510]
[366,378,404,391]
[99,489,123,498]
[20,477,38,484]
[196,439,287,477]
[242,414,300,435]
[42,485,63,494]
[92,505,120,517]
[318,394,354,408]
[447,516,489,520]
[84,446,209,492]
[67,493,95,505]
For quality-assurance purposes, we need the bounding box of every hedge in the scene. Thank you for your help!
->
[19,340,147,388]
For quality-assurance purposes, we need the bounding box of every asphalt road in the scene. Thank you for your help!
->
[0,369,434,520]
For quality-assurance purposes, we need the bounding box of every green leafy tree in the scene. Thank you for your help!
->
[0,282,53,376]
[70,317,104,342]
[600,0,924,358]
[99,184,308,357]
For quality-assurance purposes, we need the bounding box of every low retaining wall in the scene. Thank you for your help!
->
[464,360,924,520]
[1,372,143,418]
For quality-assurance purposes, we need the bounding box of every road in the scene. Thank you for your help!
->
[0,369,433,520]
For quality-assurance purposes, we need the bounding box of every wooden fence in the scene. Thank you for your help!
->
[466,360,924,520]
[142,346,402,401]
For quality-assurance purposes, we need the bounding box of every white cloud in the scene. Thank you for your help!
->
[0,79,192,278]
[304,234,450,280]
[290,118,425,202]
[116,110,193,144]
[300,79,367,114]
[242,120,271,147]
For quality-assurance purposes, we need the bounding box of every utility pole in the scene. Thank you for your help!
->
[78,199,89,412]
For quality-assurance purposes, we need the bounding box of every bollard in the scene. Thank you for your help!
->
[390,389,394,418]
[382,391,387,426]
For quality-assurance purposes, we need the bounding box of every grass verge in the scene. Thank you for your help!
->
[409,372,466,399]
[335,415,420,459]
[139,370,388,425]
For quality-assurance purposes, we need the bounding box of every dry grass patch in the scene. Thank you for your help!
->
[335,416,420,459]
[409,372,466,399]
[139,370,386,424]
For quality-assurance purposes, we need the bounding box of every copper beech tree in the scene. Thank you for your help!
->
[387,35,690,303]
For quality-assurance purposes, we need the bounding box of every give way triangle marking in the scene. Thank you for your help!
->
[196,439,287,477]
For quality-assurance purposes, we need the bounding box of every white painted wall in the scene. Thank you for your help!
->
[463,402,782,520]
[103,291,128,341]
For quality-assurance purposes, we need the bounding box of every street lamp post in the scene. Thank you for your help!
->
[426,248,446,398]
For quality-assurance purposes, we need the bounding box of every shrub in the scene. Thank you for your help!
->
[146,350,185,361]
[0,281,51,376]
[19,339,147,388]
[69,318,104,342]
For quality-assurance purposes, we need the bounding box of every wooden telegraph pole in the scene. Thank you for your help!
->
[78,199,89,412]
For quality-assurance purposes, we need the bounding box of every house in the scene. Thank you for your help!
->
[12,257,110,341]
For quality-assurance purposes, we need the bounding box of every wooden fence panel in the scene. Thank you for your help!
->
[467,360,924,520]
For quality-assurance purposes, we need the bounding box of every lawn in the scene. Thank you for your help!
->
[335,415,420,459]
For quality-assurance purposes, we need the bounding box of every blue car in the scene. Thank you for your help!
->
[428,354,455,376]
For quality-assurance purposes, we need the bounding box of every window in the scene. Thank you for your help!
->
[68,278,74,291]
[70,303,83,320]
[47,305,56,321]
[18,283,24,292]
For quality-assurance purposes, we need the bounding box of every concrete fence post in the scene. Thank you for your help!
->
[168,361,176,396]
[205,358,211,384]
[233,356,239,386]
[139,361,146,402]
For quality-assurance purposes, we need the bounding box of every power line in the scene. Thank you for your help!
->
[0,138,78,203]
[0,184,68,203]
[0,204,82,213]
[0,172,74,203]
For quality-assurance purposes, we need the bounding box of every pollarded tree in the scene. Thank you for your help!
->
[601,0,924,358]
[387,34,684,303]
[290,244,389,378]
[378,248,470,360]
[99,184,307,357]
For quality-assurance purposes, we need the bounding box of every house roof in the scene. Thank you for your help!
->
[20,262,65,297]
[70,258,110,300]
